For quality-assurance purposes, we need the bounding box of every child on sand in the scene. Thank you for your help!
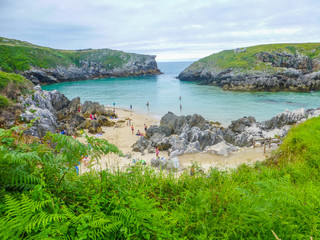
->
[156,147,159,158]
[131,125,134,134]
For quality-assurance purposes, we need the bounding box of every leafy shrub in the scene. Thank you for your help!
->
[0,95,9,108]
[1,119,320,239]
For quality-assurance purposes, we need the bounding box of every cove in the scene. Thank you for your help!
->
[42,62,320,124]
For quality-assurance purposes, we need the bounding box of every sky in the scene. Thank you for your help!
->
[1,0,320,62]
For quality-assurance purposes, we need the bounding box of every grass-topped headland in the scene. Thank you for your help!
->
[0,116,320,239]
[0,37,161,84]
[178,43,320,92]
[197,43,320,70]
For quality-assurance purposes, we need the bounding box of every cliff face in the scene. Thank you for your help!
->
[0,37,161,85]
[178,43,320,92]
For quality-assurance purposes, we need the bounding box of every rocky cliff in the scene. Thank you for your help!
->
[0,37,161,85]
[178,43,320,92]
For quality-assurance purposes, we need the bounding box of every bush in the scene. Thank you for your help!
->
[0,95,9,108]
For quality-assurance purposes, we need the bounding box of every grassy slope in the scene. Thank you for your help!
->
[0,37,149,72]
[1,117,320,238]
[0,71,32,107]
[189,43,320,72]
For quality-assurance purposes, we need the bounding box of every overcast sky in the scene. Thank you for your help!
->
[1,0,319,61]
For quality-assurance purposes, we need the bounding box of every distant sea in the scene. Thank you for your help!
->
[42,62,320,125]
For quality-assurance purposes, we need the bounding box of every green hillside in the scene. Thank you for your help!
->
[0,37,149,72]
[192,43,320,71]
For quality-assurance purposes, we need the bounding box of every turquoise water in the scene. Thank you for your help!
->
[42,62,320,124]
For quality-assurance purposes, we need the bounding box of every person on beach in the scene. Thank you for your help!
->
[131,125,134,134]
[94,114,97,120]
[144,124,147,132]
[113,102,116,113]
[156,147,159,158]
[130,104,132,111]
[180,103,182,111]
[136,130,141,136]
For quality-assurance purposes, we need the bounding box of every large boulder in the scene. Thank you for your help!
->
[50,90,70,111]
[68,97,81,114]
[82,101,109,118]
[204,141,238,156]
[261,108,306,130]
[132,136,151,152]
[21,107,58,138]
[160,112,209,135]
[146,125,171,138]
[88,120,102,134]
[98,115,115,126]
[228,116,256,133]
[69,113,86,130]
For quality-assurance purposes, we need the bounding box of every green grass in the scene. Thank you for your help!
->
[0,71,32,91]
[189,43,320,72]
[0,95,9,108]
[0,117,320,239]
[0,37,150,72]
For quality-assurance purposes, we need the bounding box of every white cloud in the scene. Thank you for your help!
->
[0,0,319,61]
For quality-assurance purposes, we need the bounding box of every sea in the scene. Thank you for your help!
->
[42,62,320,125]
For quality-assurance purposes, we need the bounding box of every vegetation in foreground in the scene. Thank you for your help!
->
[1,117,320,239]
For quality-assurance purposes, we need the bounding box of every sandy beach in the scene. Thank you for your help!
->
[78,108,276,173]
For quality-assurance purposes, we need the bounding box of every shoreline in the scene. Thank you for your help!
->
[78,107,276,173]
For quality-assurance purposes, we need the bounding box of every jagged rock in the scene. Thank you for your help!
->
[146,125,171,138]
[168,136,189,153]
[132,136,151,152]
[229,116,256,133]
[178,47,320,92]
[261,108,306,130]
[69,113,86,130]
[21,107,58,138]
[234,132,254,147]
[88,120,102,134]
[68,97,81,114]
[262,125,291,139]
[98,115,115,126]
[184,141,200,154]
[50,91,70,111]
[160,112,208,135]
[204,142,238,156]
[82,101,109,118]
[149,132,166,146]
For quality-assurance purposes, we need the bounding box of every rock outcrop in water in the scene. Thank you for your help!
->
[178,43,320,92]
[132,108,320,158]
[0,37,161,85]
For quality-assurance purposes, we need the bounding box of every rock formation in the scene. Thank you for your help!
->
[178,43,320,92]
[133,108,320,158]
[19,85,114,138]
[0,37,161,85]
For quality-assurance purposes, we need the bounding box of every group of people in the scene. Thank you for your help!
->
[131,123,148,136]
[89,114,97,120]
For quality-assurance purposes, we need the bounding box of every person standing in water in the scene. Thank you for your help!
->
[130,104,132,111]
[113,102,116,114]
[180,103,182,112]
